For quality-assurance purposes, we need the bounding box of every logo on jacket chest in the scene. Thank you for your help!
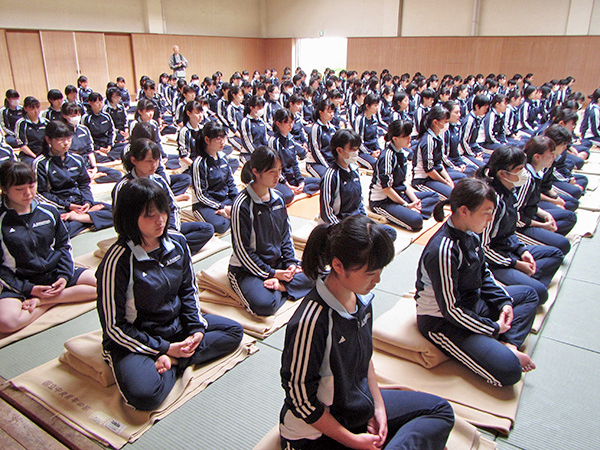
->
[165,254,181,266]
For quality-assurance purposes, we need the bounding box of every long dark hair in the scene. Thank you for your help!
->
[302,215,394,280]
[113,178,170,246]
[432,178,497,222]
[240,146,281,184]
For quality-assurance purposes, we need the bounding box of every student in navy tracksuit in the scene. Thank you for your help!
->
[580,88,600,149]
[391,90,412,124]
[347,88,366,130]
[116,77,131,110]
[0,89,23,148]
[113,138,214,255]
[412,88,435,139]
[77,76,93,112]
[537,133,579,213]
[287,94,309,159]
[264,84,282,132]
[478,146,564,305]
[42,89,64,122]
[14,96,48,166]
[515,136,575,256]
[370,120,439,231]
[320,129,397,242]
[61,102,122,184]
[176,100,204,172]
[224,86,245,153]
[440,100,472,180]
[34,121,113,237]
[240,96,269,163]
[412,105,454,200]
[0,135,15,164]
[270,109,319,204]
[82,92,121,162]
[103,87,128,152]
[416,178,538,387]
[545,122,587,201]
[354,93,382,170]
[518,86,542,138]
[280,214,454,450]
[228,146,314,316]
[306,99,337,178]
[482,94,511,152]
[0,161,97,334]
[459,94,491,168]
[97,178,242,411]
[191,122,238,235]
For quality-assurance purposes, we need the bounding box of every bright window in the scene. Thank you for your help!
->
[296,37,347,74]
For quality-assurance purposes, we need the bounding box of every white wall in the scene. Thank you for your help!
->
[479,0,570,36]
[401,0,475,36]
[0,0,148,33]
[589,0,600,33]
[163,0,263,37]
[265,0,400,38]
[0,0,265,37]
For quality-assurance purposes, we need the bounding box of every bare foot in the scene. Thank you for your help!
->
[263,278,280,291]
[155,355,172,374]
[175,193,191,202]
[505,344,536,372]
[89,203,105,212]
[21,298,41,313]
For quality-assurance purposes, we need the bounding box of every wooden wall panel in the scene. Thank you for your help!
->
[0,30,15,93]
[265,38,294,76]
[348,36,600,98]
[105,34,135,96]
[5,31,47,101]
[131,34,266,85]
[39,31,78,91]
[74,32,110,94]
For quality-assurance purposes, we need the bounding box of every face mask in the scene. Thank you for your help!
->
[67,116,81,127]
[507,168,528,187]
[343,150,359,166]
[272,93,280,101]
[285,89,293,95]
[440,123,449,133]
[256,108,265,117]
[9,99,19,108]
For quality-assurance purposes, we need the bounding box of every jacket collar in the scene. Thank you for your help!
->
[316,277,373,320]
[127,235,175,261]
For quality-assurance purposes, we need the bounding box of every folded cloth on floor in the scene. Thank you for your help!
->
[199,298,301,340]
[59,329,114,387]
[286,194,320,220]
[253,414,497,450]
[373,349,524,434]
[196,257,242,306]
[0,301,96,349]
[291,221,318,251]
[372,294,449,368]
[10,333,258,449]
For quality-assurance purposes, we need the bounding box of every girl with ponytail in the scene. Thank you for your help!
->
[412,105,454,200]
[417,178,539,387]
[280,215,454,450]
[369,120,439,231]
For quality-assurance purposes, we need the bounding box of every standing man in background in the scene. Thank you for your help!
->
[169,45,188,80]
